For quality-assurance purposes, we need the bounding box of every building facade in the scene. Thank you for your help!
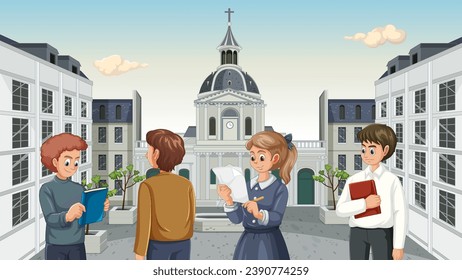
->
[319,90,375,203]
[375,37,462,259]
[134,10,327,208]
[0,34,92,259]
[92,91,142,206]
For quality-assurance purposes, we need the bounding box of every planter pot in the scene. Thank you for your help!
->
[319,205,349,224]
[84,230,107,254]
[108,206,137,224]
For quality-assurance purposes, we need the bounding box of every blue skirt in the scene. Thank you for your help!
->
[233,227,290,260]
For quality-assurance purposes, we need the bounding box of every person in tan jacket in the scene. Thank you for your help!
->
[134,129,195,260]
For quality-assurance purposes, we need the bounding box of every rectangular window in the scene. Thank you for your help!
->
[415,152,426,177]
[98,155,107,170]
[354,154,362,170]
[439,118,455,149]
[12,154,28,185]
[115,180,123,196]
[98,127,107,143]
[64,123,72,133]
[395,149,403,170]
[338,181,345,196]
[381,101,387,118]
[415,120,426,145]
[12,190,29,226]
[415,89,426,114]
[115,154,123,170]
[395,96,403,116]
[42,165,52,177]
[42,120,53,141]
[42,89,53,114]
[439,80,456,111]
[395,123,403,143]
[114,127,123,143]
[64,96,72,116]
[338,127,346,143]
[439,154,456,186]
[12,118,29,148]
[81,124,87,140]
[50,53,56,64]
[81,171,87,184]
[412,53,418,64]
[439,190,456,227]
[354,127,362,143]
[338,154,346,170]
[12,80,29,111]
[81,101,87,118]
[81,150,87,164]
[415,182,426,210]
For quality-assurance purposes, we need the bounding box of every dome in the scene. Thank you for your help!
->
[199,68,260,94]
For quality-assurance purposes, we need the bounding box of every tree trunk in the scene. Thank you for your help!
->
[86,224,89,235]
[331,188,337,210]
[122,187,127,210]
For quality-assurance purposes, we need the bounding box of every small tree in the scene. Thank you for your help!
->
[81,175,117,235]
[312,164,350,210]
[108,164,145,210]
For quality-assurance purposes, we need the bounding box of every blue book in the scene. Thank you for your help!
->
[78,187,108,226]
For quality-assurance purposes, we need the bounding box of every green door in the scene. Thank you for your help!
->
[298,168,314,204]
[179,169,190,180]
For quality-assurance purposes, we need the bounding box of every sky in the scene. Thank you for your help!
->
[1,0,462,140]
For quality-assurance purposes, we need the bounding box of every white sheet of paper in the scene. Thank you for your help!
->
[212,165,249,203]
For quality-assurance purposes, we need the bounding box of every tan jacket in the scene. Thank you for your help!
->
[134,172,195,256]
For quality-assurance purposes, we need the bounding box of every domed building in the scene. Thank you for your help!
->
[134,9,327,207]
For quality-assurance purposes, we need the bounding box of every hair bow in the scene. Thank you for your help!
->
[284,133,294,150]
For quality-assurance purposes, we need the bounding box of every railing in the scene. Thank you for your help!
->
[136,140,325,149]
[293,140,325,148]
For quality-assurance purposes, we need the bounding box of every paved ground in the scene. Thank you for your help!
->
[31,207,436,260]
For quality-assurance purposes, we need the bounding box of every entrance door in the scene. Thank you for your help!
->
[297,168,315,204]
[222,118,238,140]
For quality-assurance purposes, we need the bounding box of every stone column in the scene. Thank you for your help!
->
[195,153,201,199]
[205,153,210,199]
[239,103,244,140]
[204,104,208,140]
[217,103,222,140]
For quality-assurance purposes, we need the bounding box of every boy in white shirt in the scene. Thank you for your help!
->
[336,124,408,260]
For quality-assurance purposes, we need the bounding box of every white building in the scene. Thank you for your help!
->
[375,37,462,259]
[319,90,375,204]
[0,34,93,260]
[134,10,327,207]
[92,91,142,206]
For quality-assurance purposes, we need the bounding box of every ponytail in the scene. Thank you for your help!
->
[246,131,298,184]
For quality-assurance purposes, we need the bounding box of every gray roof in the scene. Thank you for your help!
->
[199,68,259,94]
[184,126,196,137]
[219,26,240,48]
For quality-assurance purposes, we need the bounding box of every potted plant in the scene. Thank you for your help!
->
[107,164,145,224]
[313,164,350,224]
[81,175,117,253]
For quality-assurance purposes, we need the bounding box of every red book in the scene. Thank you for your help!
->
[349,179,381,219]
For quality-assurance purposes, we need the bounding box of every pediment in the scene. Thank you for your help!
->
[195,90,262,104]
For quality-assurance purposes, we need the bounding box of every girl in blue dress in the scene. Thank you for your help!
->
[217,131,298,260]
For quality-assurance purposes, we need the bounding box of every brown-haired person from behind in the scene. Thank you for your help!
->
[40,133,110,260]
[134,129,196,260]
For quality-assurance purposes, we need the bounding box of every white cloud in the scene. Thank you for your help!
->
[344,24,406,48]
[94,55,148,76]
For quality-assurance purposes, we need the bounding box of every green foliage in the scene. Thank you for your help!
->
[107,164,146,210]
[81,175,115,198]
[312,163,351,210]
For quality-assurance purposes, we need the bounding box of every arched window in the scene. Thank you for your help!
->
[99,105,106,120]
[245,168,251,182]
[233,51,237,64]
[339,105,345,120]
[210,169,216,184]
[209,117,216,136]
[372,105,376,119]
[116,105,122,120]
[221,51,225,65]
[226,50,232,64]
[179,169,190,180]
[245,117,252,136]
[355,105,361,119]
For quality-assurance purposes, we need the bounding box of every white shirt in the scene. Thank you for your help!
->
[336,163,408,249]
